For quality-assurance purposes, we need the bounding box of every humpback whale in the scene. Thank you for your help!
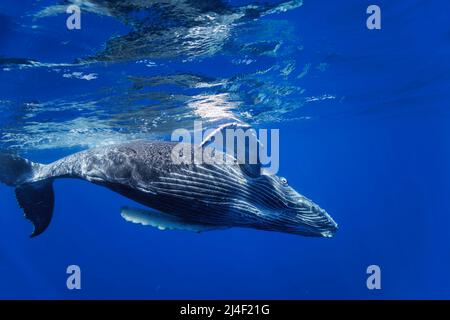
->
[0,139,338,238]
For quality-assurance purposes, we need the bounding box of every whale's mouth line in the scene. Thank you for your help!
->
[281,219,338,237]
[234,203,338,237]
[241,219,338,237]
[291,209,339,237]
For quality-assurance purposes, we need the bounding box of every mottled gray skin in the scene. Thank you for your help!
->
[33,141,338,237]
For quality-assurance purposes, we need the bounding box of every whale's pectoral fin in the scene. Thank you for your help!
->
[120,207,227,233]
[15,181,54,237]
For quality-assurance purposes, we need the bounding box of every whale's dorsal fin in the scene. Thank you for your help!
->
[200,122,262,177]
[120,207,226,233]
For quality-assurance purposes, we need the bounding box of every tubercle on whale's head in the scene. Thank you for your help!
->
[247,174,338,237]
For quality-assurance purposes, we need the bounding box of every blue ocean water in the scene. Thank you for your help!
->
[0,0,449,299]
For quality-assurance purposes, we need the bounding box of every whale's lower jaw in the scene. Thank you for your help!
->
[119,200,338,238]
[102,172,337,238]
[120,206,338,238]
[242,221,338,238]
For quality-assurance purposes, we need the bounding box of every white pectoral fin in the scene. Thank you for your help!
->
[120,207,225,233]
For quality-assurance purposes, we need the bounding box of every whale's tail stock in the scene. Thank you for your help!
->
[0,152,54,237]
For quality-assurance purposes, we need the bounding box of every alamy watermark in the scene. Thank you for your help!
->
[366,264,381,290]
[66,264,81,290]
[171,121,280,175]
[64,5,381,32]
[366,5,381,30]
[66,5,81,30]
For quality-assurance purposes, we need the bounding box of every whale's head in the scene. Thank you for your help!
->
[245,174,338,237]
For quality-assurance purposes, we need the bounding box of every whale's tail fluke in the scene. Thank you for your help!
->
[0,153,35,187]
[0,153,54,237]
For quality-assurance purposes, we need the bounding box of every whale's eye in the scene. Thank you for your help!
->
[280,177,288,185]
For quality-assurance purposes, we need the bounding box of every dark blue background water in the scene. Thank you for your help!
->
[0,0,449,299]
